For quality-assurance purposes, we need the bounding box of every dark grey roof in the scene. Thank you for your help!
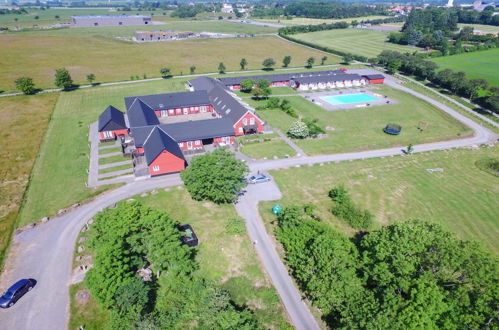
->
[131,118,235,147]
[161,118,235,142]
[189,77,252,124]
[126,99,159,128]
[98,105,126,132]
[143,127,185,165]
[292,73,362,84]
[362,74,385,80]
[216,70,343,86]
[124,91,210,110]
[188,77,217,92]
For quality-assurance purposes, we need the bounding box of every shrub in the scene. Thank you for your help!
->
[225,217,246,235]
[302,118,325,137]
[329,185,373,229]
[266,97,280,109]
[287,120,309,139]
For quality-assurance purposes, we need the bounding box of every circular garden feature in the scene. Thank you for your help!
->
[383,124,402,135]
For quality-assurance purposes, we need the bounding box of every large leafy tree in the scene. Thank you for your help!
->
[262,58,276,70]
[181,149,248,204]
[240,79,254,92]
[282,55,292,68]
[15,77,36,95]
[54,68,73,89]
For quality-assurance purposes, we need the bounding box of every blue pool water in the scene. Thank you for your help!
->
[320,93,378,105]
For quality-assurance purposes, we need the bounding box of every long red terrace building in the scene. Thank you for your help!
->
[97,77,264,176]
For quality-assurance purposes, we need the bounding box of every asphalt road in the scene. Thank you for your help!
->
[0,70,496,330]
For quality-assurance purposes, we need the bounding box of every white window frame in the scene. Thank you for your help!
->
[152,165,160,172]
[183,108,189,115]
[238,127,243,133]
[187,141,193,149]
[104,131,113,138]
[242,118,248,125]
[249,117,255,125]
[161,110,168,117]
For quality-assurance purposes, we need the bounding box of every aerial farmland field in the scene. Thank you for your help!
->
[292,28,422,58]
[432,48,499,86]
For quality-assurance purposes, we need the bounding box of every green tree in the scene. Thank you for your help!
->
[189,65,196,75]
[180,149,248,204]
[321,55,328,65]
[467,79,489,101]
[387,60,401,74]
[160,67,171,78]
[306,56,315,68]
[15,77,36,95]
[262,58,276,70]
[287,120,309,139]
[240,79,254,92]
[239,58,248,70]
[114,278,150,316]
[86,73,96,85]
[342,54,354,65]
[218,62,226,74]
[55,15,60,19]
[54,68,73,89]
[407,143,414,154]
[282,55,292,68]
[251,79,272,99]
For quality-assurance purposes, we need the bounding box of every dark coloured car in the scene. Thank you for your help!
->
[0,279,36,308]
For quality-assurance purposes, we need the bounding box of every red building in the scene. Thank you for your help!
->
[97,105,128,141]
[144,127,186,176]
[362,74,385,84]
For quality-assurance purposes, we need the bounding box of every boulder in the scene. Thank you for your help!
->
[57,209,66,215]
[151,189,158,195]
[72,203,80,208]
[41,217,50,223]
[77,245,85,253]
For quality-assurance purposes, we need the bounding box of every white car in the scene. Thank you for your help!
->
[247,174,271,184]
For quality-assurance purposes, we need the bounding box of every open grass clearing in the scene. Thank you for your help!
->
[69,282,109,330]
[98,164,131,175]
[98,146,122,155]
[292,28,423,58]
[431,48,499,86]
[17,79,187,227]
[0,34,335,92]
[0,93,58,268]
[253,15,390,26]
[458,23,499,34]
[240,138,296,160]
[98,154,127,165]
[260,146,499,254]
[236,132,279,142]
[248,85,470,155]
[98,141,116,147]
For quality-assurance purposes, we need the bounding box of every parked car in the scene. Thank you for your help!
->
[0,279,36,308]
[248,174,271,184]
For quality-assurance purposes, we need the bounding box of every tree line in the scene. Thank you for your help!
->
[275,204,498,329]
[251,2,389,19]
[376,50,498,114]
[85,201,260,328]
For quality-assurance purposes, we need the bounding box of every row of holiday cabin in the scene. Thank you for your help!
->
[227,80,290,90]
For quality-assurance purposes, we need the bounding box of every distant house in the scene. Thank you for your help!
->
[71,15,152,27]
[98,105,128,141]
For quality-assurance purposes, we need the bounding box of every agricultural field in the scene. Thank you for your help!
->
[248,85,470,155]
[260,146,499,254]
[69,189,290,329]
[253,15,389,26]
[458,23,499,34]
[292,28,423,58]
[17,79,188,227]
[432,48,499,86]
[0,34,332,92]
[0,93,58,267]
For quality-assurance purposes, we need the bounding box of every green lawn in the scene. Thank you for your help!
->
[98,146,122,155]
[240,139,296,159]
[432,48,499,86]
[458,23,499,35]
[0,33,334,92]
[260,146,499,254]
[17,79,187,227]
[0,93,58,268]
[98,164,131,175]
[249,85,470,155]
[292,28,423,58]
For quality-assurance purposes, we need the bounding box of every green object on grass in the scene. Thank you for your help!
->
[272,205,283,215]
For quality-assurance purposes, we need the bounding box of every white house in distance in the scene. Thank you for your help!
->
[221,4,234,13]
[290,74,367,91]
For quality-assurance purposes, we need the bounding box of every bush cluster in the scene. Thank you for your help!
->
[328,185,373,229]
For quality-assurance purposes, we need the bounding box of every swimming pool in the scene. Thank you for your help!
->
[320,93,378,105]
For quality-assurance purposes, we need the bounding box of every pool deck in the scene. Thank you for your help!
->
[300,88,397,111]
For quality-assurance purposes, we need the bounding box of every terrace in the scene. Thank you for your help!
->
[157,111,218,124]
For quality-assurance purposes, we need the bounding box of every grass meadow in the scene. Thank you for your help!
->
[0,34,334,92]
[249,85,470,155]
[253,15,390,26]
[0,93,58,267]
[69,189,291,329]
[259,146,499,254]
[292,28,422,58]
[240,138,297,159]
[432,48,499,86]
